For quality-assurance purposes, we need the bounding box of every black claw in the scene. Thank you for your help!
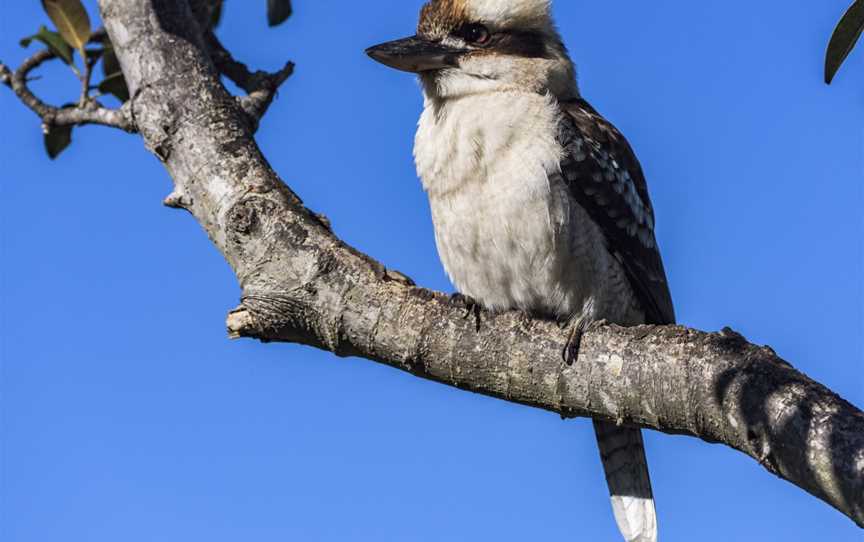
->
[449,292,474,310]
[450,293,483,332]
[562,324,584,365]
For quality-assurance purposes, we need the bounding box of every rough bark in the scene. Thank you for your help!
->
[6,0,862,528]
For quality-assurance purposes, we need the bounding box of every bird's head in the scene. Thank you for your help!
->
[366,0,577,100]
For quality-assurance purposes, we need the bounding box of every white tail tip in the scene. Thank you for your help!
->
[610,495,657,542]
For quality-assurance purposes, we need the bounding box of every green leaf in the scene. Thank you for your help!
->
[825,0,864,84]
[102,44,121,77]
[44,124,73,159]
[41,0,91,57]
[98,72,130,102]
[86,47,105,64]
[20,25,74,64]
[98,40,130,102]
[267,0,292,27]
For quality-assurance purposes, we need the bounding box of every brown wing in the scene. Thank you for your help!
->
[557,98,675,325]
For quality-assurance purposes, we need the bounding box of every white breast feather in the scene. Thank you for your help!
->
[414,91,643,324]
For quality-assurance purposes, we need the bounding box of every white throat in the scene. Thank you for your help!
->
[413,90,578,314]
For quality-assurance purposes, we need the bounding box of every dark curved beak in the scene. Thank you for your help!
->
[366,36,466,73]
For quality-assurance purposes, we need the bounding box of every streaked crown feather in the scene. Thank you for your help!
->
[419,0,553,36]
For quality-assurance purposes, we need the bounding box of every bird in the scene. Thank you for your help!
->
[366,1,674,540]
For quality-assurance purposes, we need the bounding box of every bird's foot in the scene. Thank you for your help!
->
[561,319,587,366]
[450,293,483,332]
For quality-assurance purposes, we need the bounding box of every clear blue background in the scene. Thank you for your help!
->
[2,1,862,540]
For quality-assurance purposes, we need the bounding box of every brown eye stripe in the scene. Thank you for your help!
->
[485,30,552,59]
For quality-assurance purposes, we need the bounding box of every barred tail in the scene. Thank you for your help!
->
[593,420,658,542]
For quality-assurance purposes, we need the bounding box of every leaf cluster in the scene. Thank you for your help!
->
[18,0,293,159]
[20,0,130,158]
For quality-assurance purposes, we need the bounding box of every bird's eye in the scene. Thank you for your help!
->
[461,23,491,45]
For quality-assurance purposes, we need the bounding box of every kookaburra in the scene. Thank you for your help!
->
[367,2,674,540]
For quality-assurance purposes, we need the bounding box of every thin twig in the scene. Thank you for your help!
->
[78,30,108,104]
[205,31,294,128]
[80,54,95,106]
[0,49,135,132]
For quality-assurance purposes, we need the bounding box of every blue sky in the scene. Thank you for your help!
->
[1,1,862,541]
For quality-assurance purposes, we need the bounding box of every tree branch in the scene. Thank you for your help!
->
[205,30,294,129]
[1,0,840,529]
[0,48,135,132]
